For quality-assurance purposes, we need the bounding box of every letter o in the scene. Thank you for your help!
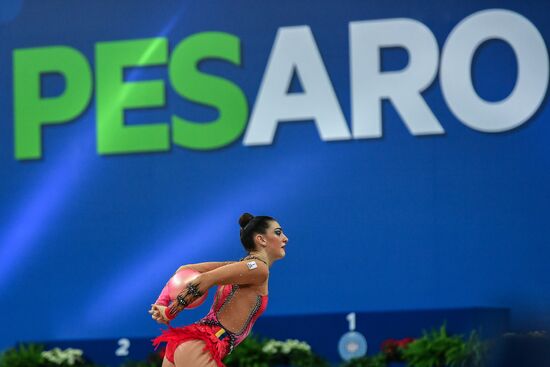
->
[441,9,548,132]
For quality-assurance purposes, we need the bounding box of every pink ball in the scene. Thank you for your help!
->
[166,268,208,309]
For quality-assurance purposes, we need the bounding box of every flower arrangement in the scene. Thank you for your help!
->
[0,344,98,367]
[42,348,84,365]
[262,338,329,367]
[401,324,487,367]
[341,324,488,367]
[224,334,329,367]
[262,339,312,355]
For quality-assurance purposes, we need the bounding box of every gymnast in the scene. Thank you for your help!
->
[149,213,288,367]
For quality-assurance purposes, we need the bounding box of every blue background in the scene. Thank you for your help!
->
[0,0,549,354]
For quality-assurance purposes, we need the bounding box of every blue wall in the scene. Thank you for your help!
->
[1,0,549,352]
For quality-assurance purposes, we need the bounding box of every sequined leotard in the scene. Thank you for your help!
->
[153,282,268,366]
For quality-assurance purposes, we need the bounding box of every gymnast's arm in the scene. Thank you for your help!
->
[176,261,235,274]
[201,260,269,287]
[153,261,235,306]
[164,260,268,319]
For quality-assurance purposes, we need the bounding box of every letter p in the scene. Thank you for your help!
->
[14,46,92,160]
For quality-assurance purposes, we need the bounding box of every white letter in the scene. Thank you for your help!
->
[350,19,443,138]
[244,26,350,146]
[440,9,549,132]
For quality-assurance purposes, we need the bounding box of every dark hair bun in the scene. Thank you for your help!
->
[239,212,255,229]
[238,213,276,252]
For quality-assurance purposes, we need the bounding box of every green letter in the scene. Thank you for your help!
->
[96,38,168,154]
[170,32,248,150]
[14,46,92,160]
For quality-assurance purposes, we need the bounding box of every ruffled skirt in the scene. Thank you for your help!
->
[153,324,230,366]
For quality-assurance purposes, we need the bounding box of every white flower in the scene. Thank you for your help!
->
[42,347,83,366]
[261,338,312,356]
[262,340,284,354]
[284,339,311,352]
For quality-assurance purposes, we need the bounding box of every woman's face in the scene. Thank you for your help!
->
[261,220,288,259]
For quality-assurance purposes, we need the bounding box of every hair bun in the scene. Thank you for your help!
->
[239,212,255,229]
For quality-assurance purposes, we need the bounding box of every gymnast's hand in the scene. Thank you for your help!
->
[148,304,170,325]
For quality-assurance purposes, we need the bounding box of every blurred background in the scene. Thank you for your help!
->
[0,0,549,366]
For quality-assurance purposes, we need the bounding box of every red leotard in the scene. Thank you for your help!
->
[153,283,268,366]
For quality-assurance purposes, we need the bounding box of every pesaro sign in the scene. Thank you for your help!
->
[11,9,548,160]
